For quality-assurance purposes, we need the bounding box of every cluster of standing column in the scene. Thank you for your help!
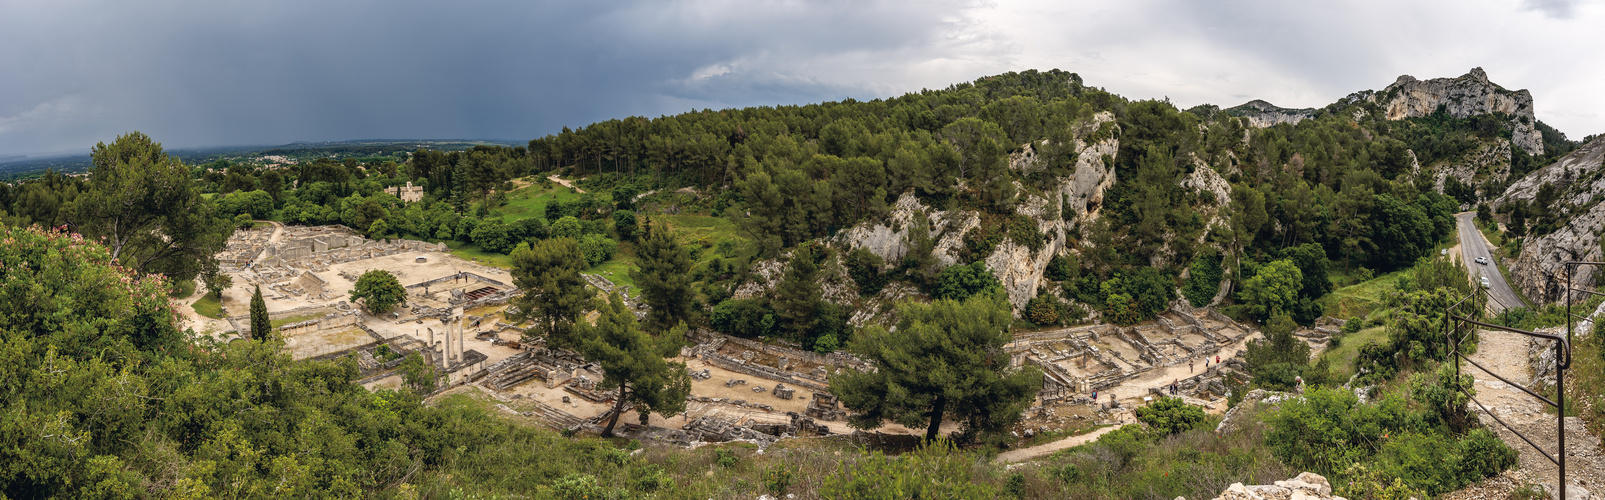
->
[422,306,467,366]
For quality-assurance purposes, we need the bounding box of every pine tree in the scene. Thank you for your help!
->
[250,284,271,341]
[630,221,693,330]
[831,292,1042,441]
[772,245,822,343]
[510,238,593,349]
[576,293,692,437]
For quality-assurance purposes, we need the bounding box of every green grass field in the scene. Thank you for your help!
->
[192,291,224,319]
[1315,325,1388,381]
[453,178,750,294]
[496,180,595,222]
[445,240,516,269]
[1319,270,1404,320]
[589,259,641,293]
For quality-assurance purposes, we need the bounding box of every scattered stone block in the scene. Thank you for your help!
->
[773,384,795,400]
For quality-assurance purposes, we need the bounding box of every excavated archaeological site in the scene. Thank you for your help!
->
[190,224,1304,447]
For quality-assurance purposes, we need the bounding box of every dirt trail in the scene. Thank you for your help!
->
[995,425,1124,463]
[548,175,585,193]
[1463,327,1604,497]
[252,220,285,266]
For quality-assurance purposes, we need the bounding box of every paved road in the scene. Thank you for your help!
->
[1456,212,1526,312]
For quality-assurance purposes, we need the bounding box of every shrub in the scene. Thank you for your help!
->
[1006,214,1045,251]
[630,464,671,492]
[577,234,617,267]
[714,448,739,468]
[813,333,840,354]
[762,465,794,494]
[1005,473,1026,498]
[550,215,582,239]
[1026,293,1062,326]
[551,473,604,500]
[818,440,998,499]
[935,262,1002,301]
[844,248,887,296]
[1134,396,1207,436]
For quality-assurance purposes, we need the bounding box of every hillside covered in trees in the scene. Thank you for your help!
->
[0,68,1596,498]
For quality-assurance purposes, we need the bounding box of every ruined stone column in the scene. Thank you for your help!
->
[453,306,466,361]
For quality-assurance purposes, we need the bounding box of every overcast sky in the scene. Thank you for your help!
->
[2,0,1601,157]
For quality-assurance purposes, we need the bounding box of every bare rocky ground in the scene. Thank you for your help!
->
[1452,327,1605,499]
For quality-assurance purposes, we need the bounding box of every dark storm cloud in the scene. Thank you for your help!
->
[3,0,1602,156]
[0,0,989,155]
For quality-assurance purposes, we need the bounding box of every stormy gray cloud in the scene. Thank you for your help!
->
[2,0,1601,156]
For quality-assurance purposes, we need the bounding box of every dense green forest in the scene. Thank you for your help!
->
[0,221,1538,499]
[0,69,1592,498]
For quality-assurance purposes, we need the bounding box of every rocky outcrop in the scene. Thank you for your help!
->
[1063,111,1120,221]
[1506,201,1605,303]
[1497,136,1605,303]
[1496,134,1605,212]
[1383,68,1543,156]
[1223,100,1316,128]
[835,112,1120,313]
[1203,472,1344,500]
[1433,138,1511,203]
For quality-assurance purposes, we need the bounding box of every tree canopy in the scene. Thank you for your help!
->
[631,221,694,330]
[572,293,692,437]
[74,132,234,283]
[510,237,593,348]
[831,292,1042,441]
[349,269,406,314]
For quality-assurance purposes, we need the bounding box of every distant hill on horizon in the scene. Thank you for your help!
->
[0,139,523,181]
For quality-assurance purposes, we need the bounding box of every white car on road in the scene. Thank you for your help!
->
[1480,276,1490,289]
[1475,257,1488,265]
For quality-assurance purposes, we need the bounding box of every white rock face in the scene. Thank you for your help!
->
[834,112,1120,313]
[1497,135,1605,303]
[1382,67,1543,156]
[1225,99,1315,128]
[1063,112,1120,221]
[1496,135,1605,212]
[1181,160,1231,206]
[1208,472,1344,500]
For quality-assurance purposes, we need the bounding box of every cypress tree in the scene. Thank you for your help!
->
[250,284,271,341]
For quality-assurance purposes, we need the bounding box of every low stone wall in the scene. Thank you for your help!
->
[277,311,361,338]
[702,353,830,392]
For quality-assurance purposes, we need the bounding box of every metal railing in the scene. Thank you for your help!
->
[1444,280,1572,499]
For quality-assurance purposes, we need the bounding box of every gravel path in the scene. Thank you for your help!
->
[548,175,585,193]
[1462,326,1604,498]
[994,424,1123,463]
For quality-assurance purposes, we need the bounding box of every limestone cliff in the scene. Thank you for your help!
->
[1223,100,1315,128]
[1498,136,1605,303]
[835,112,1119,313]
[1382,67,1543,156]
